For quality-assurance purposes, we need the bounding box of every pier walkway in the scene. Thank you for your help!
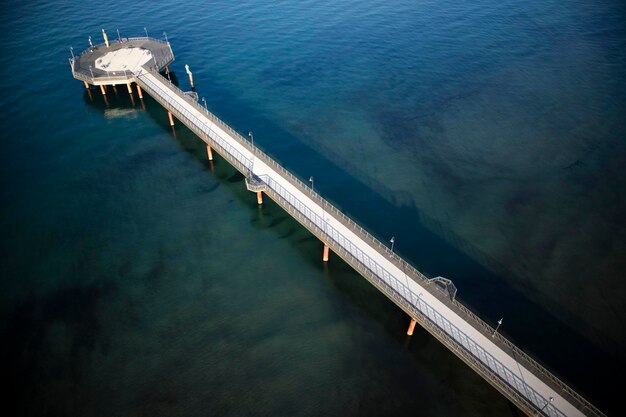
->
[133,66,601,417]
[70,36,605,417]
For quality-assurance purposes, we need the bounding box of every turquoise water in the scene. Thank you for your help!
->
[1,0,625,415]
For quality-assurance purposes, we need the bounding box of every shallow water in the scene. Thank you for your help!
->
[1,0,625,415]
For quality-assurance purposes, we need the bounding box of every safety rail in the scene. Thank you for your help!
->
[241,171,565,416]
[261,176,555,415]
[132,67,605,417]
[261,173,564,417]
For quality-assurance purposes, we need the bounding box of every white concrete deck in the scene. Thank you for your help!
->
[95,47,153,73]
[131,66,597,417]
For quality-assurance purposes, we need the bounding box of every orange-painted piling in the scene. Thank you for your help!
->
[407,319,417,336]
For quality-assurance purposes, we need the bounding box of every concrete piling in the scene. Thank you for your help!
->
[407,319,417,336]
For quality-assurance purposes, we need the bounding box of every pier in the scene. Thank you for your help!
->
[70,33,606,417]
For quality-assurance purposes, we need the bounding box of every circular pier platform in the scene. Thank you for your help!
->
[70,37,174,86]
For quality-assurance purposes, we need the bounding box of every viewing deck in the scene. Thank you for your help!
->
[70,36,606,417]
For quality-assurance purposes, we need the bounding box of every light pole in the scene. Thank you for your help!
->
[535,397,553,416]
[202,97,207,110]
[144,27,149,38]
[70,46,75,60]
[390,236,395,252]
[492,318,503,337]
[309,176,314,192]
[163,31,168,43]
[117,28,121,41]
[248,131,255,171]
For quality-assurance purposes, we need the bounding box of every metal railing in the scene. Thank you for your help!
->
[132,67,605,417]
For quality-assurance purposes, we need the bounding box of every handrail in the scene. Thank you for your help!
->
[133,67,605,417]
[261,178,554,415]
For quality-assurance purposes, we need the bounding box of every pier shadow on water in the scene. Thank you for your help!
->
[79,70,624,415]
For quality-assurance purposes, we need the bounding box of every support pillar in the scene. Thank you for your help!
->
[100,84,106,95]
[206,145,213,161]
[136,84,143,99]
[126,82,132,94]
[84,81,90,89]
[323,244,330,262]
[168,111,175,126]
[407,319,417,336]
[256,191,263,205]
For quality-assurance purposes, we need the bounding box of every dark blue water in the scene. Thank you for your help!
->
[1,0,625,415]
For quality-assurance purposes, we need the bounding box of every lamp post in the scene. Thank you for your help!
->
[248,131,255,171]
[70,46,75,60]
[144,27,149,38]
[492,318,503,337]
[202,97,207,110]
[390,236,395,252]
[309,176,314,192]
[117,28,121,41]
[536,397,553,416]
[163,31,168,43]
